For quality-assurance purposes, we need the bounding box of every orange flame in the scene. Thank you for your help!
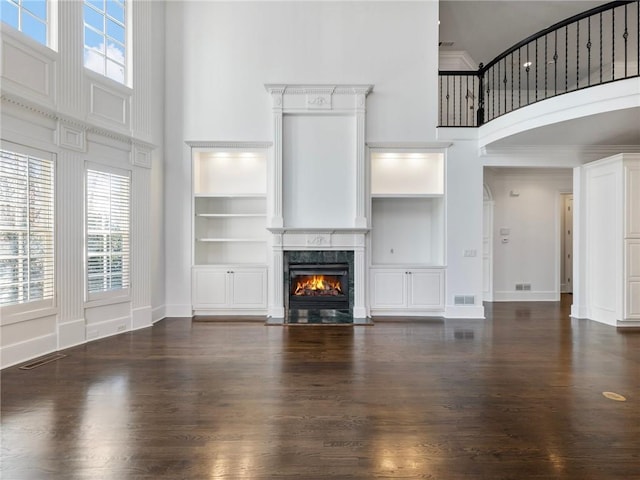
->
[294,275,342,295]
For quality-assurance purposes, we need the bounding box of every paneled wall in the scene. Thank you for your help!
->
[0,1,166,368]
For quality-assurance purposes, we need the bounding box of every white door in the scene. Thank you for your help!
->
[370,269,405,309]
[561,194,573,293]
[483,201,494,301]
[408,270,444,310]
[192,267,228,307]
[230,268,267,308]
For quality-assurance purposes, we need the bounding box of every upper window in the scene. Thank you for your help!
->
[83,0,126,84]
[86,167,130,300]
[0,148,55,307]
[1,0,48,45]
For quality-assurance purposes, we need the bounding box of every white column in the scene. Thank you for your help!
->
[131,148,153,329]
[57,149,86,349]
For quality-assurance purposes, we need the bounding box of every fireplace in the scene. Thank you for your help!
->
[284,250,354,314]
[289,263,349,310]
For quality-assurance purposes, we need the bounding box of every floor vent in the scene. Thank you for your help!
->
[19,353,67,370]
[454,295,475,305]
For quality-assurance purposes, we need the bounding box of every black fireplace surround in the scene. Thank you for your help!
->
[284,251,354,313]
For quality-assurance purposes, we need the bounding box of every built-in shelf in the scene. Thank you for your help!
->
[192,146,269,269]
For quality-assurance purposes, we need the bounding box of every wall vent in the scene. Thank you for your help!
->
[439,41,455,47]
[454,295,475,305]
[515,283,532,291]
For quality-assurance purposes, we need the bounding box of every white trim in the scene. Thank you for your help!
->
[493,291,560,302]
[152,305,166,323]
[0,332,57,370]
[444,305,486,319]
[58,318,86,350]
[165,304,192,318]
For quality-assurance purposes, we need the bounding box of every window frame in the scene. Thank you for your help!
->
[1,0,54,49]
[84,162,131,305]
[0,142,56,324]
[82,0,128,86]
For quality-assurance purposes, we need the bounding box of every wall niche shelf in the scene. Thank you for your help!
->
[189,142,271,315]
[368,147,447,315]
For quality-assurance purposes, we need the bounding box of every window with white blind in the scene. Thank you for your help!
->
[0,148,55,307]
[86,167,130,300]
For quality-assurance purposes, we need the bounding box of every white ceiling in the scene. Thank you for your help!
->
[439,1,610,66]
[439,1,639,150]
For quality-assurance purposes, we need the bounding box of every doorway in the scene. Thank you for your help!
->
[560,193,573,294]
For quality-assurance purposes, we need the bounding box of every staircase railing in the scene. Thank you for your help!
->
[439,0,639,127]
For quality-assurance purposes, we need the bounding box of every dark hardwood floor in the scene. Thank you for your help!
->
[2,296,639,479]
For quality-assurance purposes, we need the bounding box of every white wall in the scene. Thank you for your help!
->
[0,1,166,368]
[164,1,441,316]
[485,168,572,301]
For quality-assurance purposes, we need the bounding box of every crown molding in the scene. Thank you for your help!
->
[185,141,272,149]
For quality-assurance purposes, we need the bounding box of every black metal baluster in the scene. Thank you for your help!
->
[511,53,514,110]
[453,76,457,125]
[587,16,592,86]
[503,58,507,114]
[565,25,568,91]
[544,34,548,98]
[497,61,501,116]
[518,48,522,107]
[612,8,616,80]
[445,76,450,126]
[576,20,580,89]
[460,77,464,126]
[477,64,484,126]
[526,43,530,104]
[492,66,496,120]
[466,75,469,126]
[471,75,475,126]
[440,75,443,125]
[623,4,628,77]
[535,38,539,101]
[637,0,639,76]
[553,30,558,95]
[600,12,603,83]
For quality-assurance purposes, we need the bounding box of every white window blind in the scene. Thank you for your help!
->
[86,168,130,297]
[0,149,55,306]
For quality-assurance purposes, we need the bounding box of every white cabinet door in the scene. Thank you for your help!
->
[408,270,444,310]
[192,267,228,307]
[230,268,267,309]
[370,269,406,308]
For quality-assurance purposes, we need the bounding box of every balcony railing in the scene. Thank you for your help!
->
[439,0,639,127]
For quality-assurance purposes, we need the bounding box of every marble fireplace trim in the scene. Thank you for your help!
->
[267,228,369,319]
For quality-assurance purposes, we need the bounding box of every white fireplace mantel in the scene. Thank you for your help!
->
[265,84,373,319]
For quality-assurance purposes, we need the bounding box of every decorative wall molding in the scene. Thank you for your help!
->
[57,122,86,152]
[2,93,156,151]
[185,141,272,149]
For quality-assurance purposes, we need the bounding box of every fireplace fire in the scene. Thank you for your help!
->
[288,263,349,310]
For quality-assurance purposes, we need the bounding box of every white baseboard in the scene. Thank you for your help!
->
[165,304,192,318]
[152,305,166,323]
[85,315,131,341]
[58,318,85,350]
[132,306,152,330]
[0,332,57,370]
[493,291,559,302]
[369,309,445,317]
[570,305,589,319]
[444,305,486,319]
